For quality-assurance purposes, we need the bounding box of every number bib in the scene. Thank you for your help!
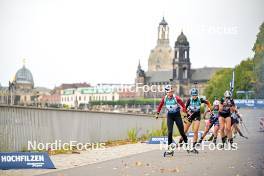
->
[188,98,201,113]
[165,95,179,113]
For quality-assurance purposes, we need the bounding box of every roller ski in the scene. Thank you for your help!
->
[212,137,217,145]
[207,134,214,141]
[241,135,248,139]
[187,148,199,154]
[181,143,199,154]
[163,143,175,157]
[163,150,174,157]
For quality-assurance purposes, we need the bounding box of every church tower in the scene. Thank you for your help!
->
[135,60,145,98]
[172,31,191,96]
[148,17,173,72]
[157,17,169,45]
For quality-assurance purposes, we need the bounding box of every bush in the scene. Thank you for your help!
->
[127,128,137,143]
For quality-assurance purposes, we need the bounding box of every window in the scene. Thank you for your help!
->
[183,68,188,79]
[79,96,81,101]
[185,51,188,59]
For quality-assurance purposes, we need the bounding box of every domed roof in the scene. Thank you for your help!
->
[176,31,189,46]
[15,65,34,86]
[159,17,168,26]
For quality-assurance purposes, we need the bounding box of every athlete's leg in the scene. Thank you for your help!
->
[167,114,174,145]
[192,120,200,145]
[219,116,225,137]
[178,121,192,143]
[219,116,227,144]
[200,121,214,142]
[184,121,192,133]
[213,125,220,143]
[231,124,237,138]
[175,114,188,143]
[225,117,232,139]
[213,125,219,138]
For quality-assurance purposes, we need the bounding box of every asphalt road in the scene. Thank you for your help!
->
[40,109,264,176]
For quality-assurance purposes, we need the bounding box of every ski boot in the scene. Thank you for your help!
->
[213,136,217,146]
[207,134,214,141]
[163,143,175,157]
[228,138,236,149]
[220,136,227,149]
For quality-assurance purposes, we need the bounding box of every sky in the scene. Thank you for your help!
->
[0,0,263,88]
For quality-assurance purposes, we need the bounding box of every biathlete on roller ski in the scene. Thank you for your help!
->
[231,108,248,139]
[198,99,220,145]
[178,88,212,153]
[156,85,188,156]
[219,90,237,148]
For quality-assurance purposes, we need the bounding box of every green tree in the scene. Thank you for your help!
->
[204,68,232,102]
[253,22,264,98]
[204,22,264,100]
[233,58,256,98]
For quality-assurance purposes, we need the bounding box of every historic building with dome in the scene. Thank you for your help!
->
[0,62,50,105]
[14,64,34,90]
[135,17,223,98]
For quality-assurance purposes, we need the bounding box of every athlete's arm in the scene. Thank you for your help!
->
[185,98,190,110]
[230,99,237,112]
[156,96,165,114]
[201,98,212,111]
[176,96,187,112]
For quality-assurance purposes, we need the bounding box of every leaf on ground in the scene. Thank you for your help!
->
[135,161,143,166]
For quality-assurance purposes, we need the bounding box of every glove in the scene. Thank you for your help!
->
[186,113,193,122]
[156,112,159,119]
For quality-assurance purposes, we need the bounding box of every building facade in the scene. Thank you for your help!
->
[135,18,223,98]
[60,85,123,108]
[0,63,50,106]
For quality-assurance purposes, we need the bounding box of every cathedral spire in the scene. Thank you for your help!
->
[136,60,145,77]
[138,60,141,69]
